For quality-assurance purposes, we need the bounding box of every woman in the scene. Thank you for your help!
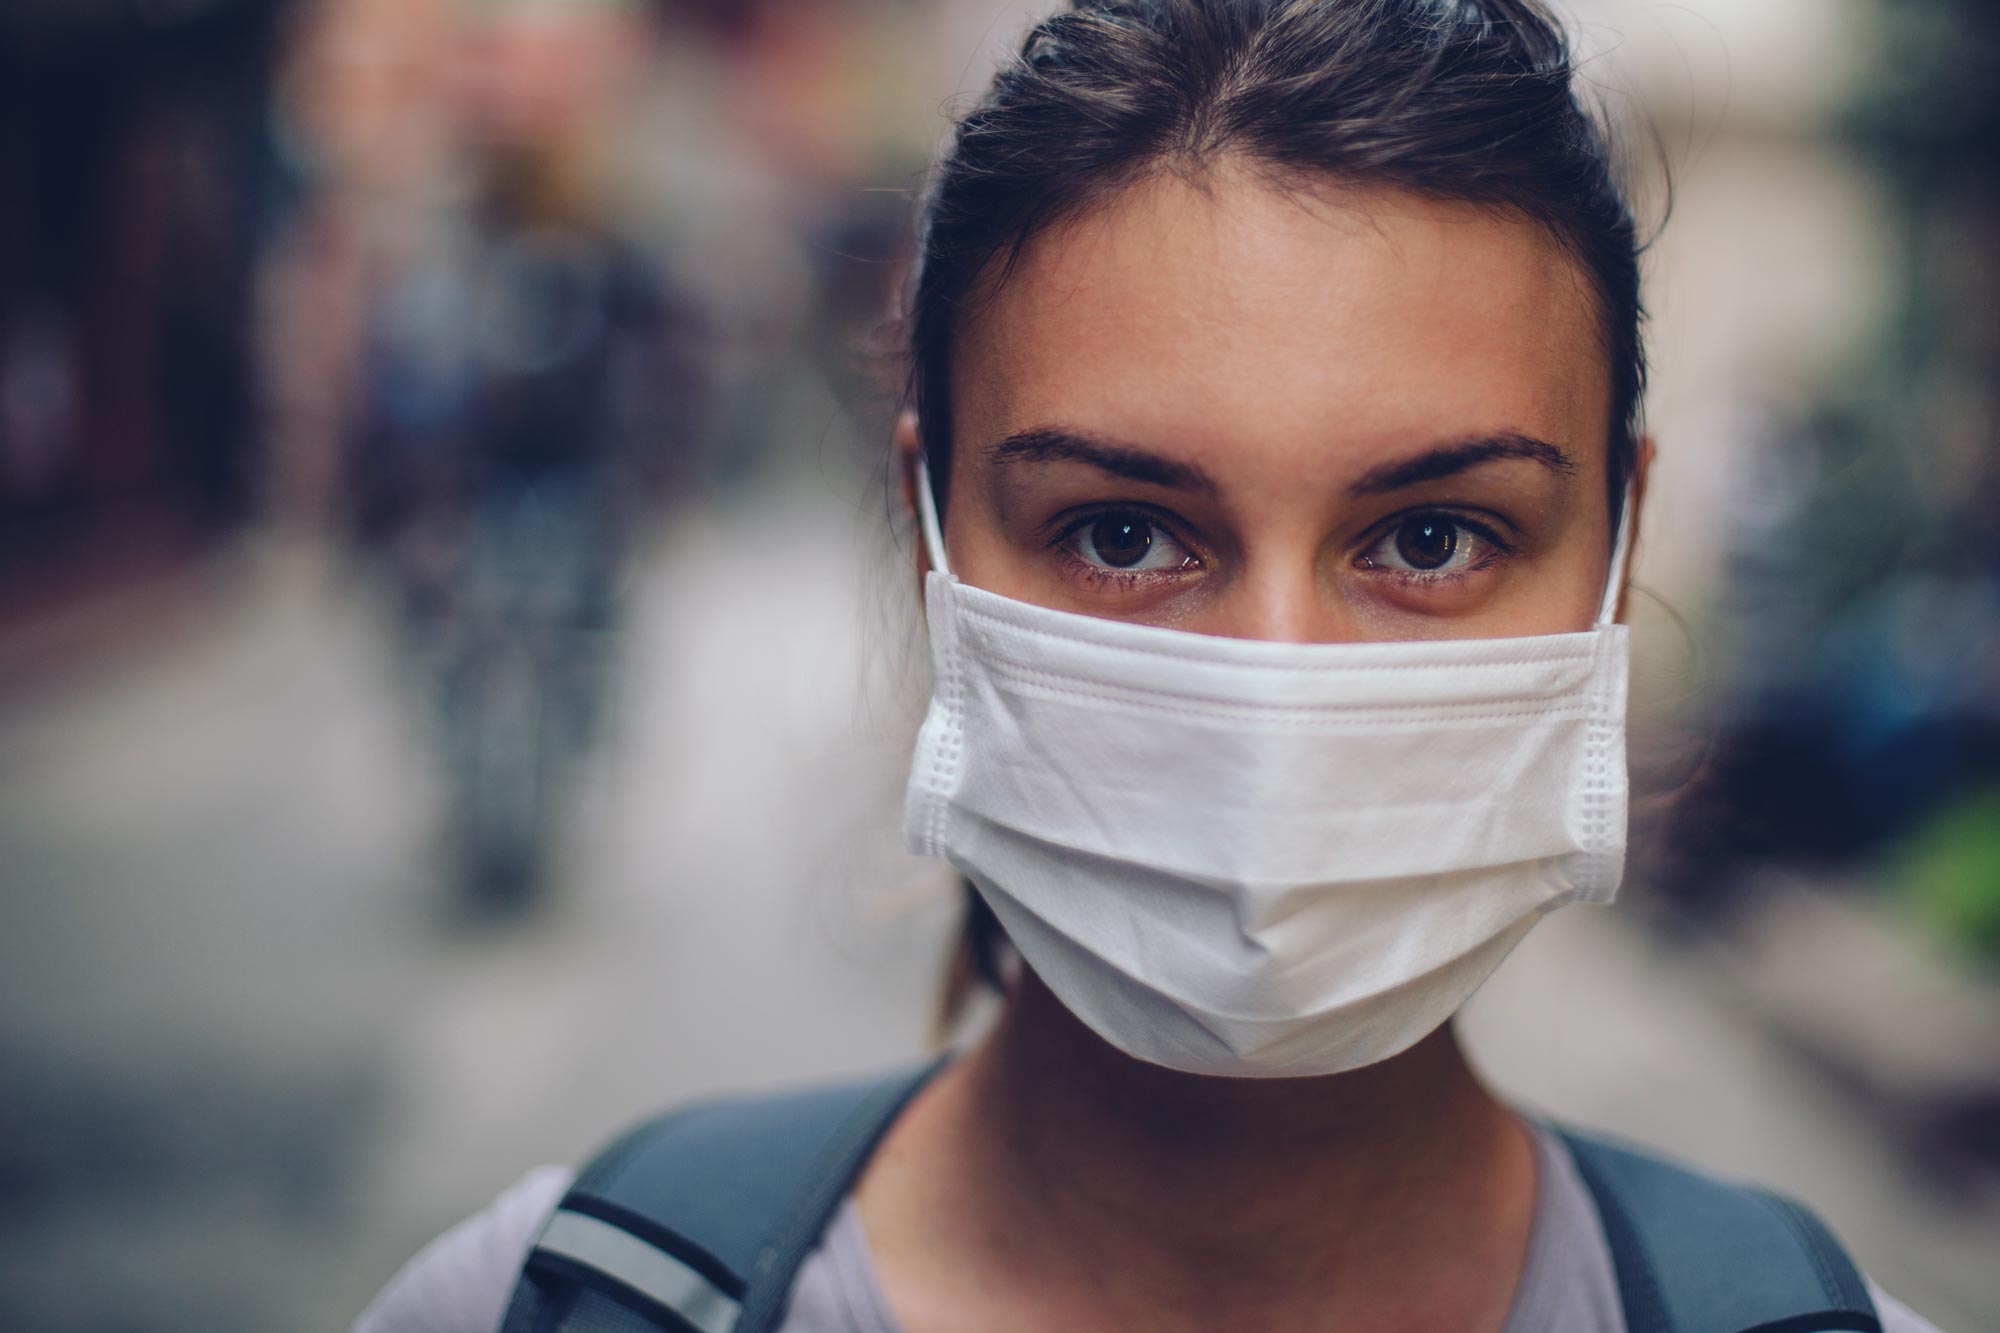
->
[360,2,1942,1330]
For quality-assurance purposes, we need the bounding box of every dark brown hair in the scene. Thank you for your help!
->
[909,0,1649,1024]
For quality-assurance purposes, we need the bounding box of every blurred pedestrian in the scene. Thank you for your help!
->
[346,129,692,905]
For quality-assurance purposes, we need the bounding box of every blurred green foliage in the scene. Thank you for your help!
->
[1773,0,2000,625]
[1897,789,2000,966]
[1844,0,2000,189]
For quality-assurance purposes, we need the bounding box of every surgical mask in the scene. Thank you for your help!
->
[903,463,1632,1078]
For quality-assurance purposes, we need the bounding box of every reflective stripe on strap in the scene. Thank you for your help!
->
[533,1208,742,1333]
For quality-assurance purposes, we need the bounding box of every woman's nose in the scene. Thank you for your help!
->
[1200,555,1358,645]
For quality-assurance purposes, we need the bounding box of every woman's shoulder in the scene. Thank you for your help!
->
[1872,1282,1948,1333]
[1538,1122,1946,1333]
[355,1104,1949,1333]
[353,1165,574,1333]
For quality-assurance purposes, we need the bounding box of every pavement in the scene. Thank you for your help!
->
[1,483,1994,1332]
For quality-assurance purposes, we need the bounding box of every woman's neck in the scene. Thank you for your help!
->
[856,971,1539,1333]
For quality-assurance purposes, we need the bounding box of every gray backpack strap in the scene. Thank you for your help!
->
[1558,1128,1881,1333]
[501,1060,943,1333]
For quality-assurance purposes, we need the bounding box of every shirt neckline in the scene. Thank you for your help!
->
[807,1119,1626,1333]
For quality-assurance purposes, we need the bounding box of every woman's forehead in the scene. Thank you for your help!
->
[950,171,1613,491]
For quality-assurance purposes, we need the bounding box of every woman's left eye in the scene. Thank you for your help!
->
[1358,511,1505,579]
[1060,510,1195,574]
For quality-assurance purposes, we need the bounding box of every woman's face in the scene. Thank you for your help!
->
[928,170,1626,643]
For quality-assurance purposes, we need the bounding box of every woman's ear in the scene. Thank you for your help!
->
[895,409,929,579]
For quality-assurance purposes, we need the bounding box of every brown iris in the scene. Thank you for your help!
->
[1090,514,1154,567]
[1394,514,1459,570]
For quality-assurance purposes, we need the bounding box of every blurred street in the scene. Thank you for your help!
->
[0,479,953,1329]
[2,481,1996,1332]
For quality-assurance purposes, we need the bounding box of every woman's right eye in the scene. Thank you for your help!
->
[1059,510,1197,575]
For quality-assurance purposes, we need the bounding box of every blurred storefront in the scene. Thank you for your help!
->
[0,0,282,627]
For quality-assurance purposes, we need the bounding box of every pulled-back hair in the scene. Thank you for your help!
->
[908,0,1649,1024]
[907,0,1646,520]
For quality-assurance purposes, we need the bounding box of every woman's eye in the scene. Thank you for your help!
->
[1359,511,1502,579]
[1062,510,1193,574]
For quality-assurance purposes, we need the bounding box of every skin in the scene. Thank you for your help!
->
[859,167,1652,1332]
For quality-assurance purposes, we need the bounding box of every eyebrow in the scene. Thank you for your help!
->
[985,427,1218,494]
[1347,432,1576,496]
[983,425,1575,497]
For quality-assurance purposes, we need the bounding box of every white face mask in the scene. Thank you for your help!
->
[904,461,1632,1078]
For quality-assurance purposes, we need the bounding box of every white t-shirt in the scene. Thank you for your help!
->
[356,1124,1942,1333]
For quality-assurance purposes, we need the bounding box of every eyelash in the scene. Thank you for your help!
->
[1049,506,1201,587]
[1354,509,1516,585]
[1046,505,1517,591]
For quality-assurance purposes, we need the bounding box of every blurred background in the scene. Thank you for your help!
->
[0,0,1995,1328]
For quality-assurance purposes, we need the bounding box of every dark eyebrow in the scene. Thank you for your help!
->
[1348,432,1576,496]
[985,427,1218,494]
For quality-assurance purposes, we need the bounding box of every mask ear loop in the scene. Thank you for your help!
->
[916,457,953,579]
[1597,487,1636,626]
